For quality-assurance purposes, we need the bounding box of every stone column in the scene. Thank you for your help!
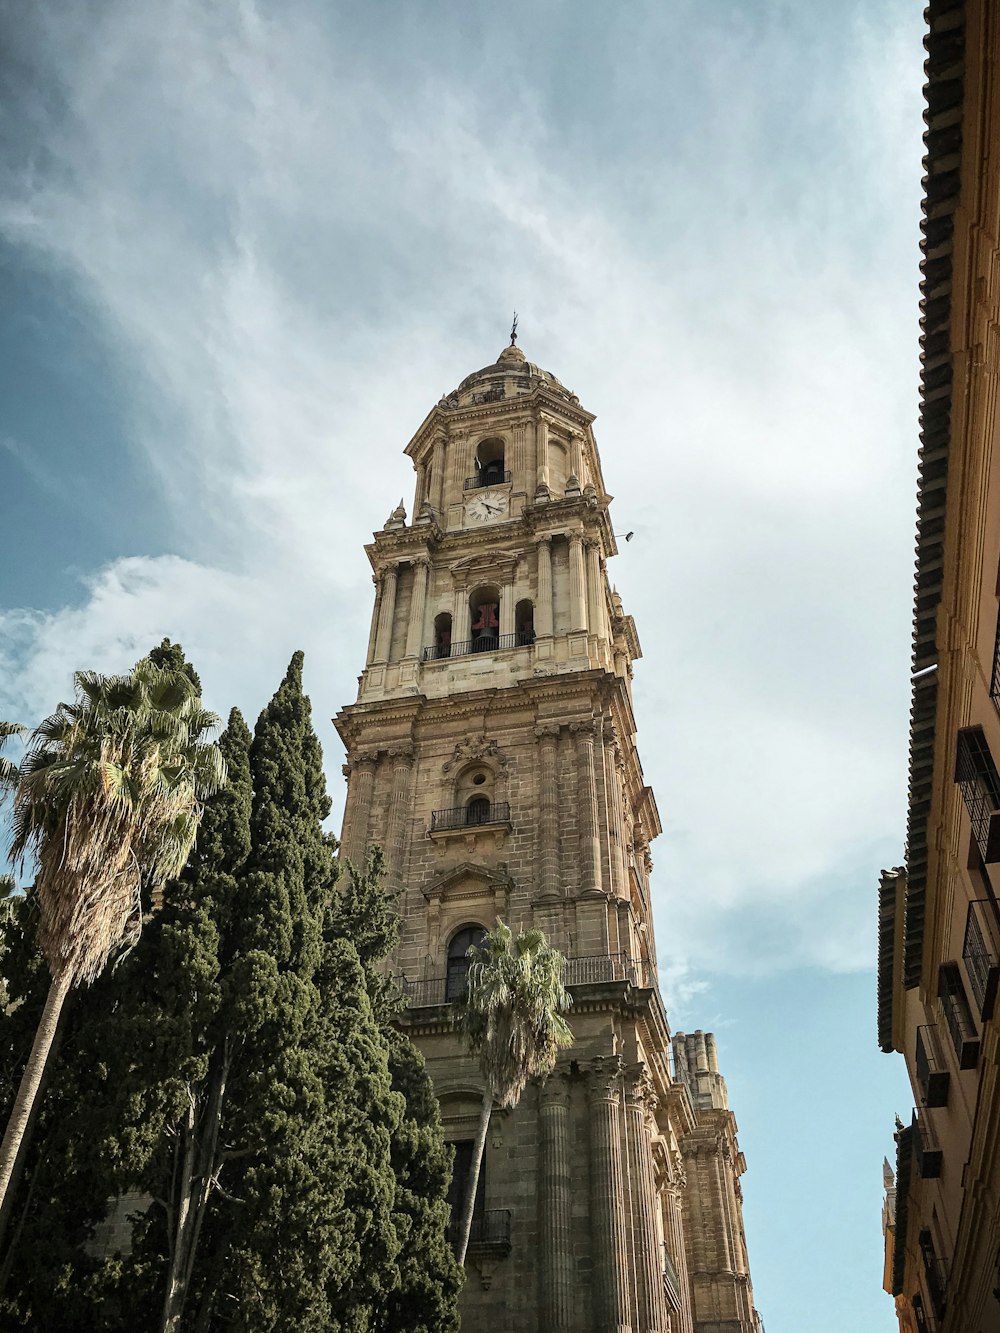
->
[404,558,430,659]
[451,584,468,652]
[569,432,583,487]
[373,565,398,664]
[384,745,413,883]
[536,536,554,637]
[432,432,448,511]
[500,577,516,638]
[512,418,530,492]
[572,721,602,896]
[536,414,551,496]
[586,540,604,639]
[365,575,382,666]
[414,463,427,512]
[341,751,378,865]
[586,1058,633,1333]
[624,1068,669,1333]
[540,1072,573,1331]
[535,724,561,899]
[569,533,587,631]
[603,721,628,900]
[663,1168,695,1333]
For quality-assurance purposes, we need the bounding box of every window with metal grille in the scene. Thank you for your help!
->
[919,1228,947,1322]
[962,901,1000,1019]
[955,728,1000,862]
[990,603,1000,709]
[939,962,980,1069]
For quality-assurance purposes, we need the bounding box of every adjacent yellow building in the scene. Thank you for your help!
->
[880,2,1000,1329]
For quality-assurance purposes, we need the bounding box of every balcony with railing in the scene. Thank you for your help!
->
[911,1107,942,1179]
[963,898,1000,1020]
[915,1025,950,1107]
[422,631,534,661]
[939,962,980,1069]
[430,801,511,833]
[397,952,655,1010]
[445,1209,512,1255]
[661,1246,682,1311]
[464,470,513,490]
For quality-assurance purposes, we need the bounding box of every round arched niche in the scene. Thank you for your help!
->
[452,757,505,817]
[474,437,507,485]
[468,584,501,648]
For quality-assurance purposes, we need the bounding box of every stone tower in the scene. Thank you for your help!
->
[334,339,761,1333]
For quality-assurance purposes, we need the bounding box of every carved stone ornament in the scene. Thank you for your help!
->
[386,743,414,762]
[533,723,562,741]
[347,748,380,771]
[585,1055,624,1102]
[442,736,508,774]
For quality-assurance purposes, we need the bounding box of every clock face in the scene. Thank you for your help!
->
[466,491,507,524]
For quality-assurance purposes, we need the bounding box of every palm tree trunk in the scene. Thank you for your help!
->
[0,988,69,1272]
[0,967,72,1212]
[454,1093,492,1266]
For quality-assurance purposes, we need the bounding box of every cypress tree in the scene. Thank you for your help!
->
[330,849,463,1332]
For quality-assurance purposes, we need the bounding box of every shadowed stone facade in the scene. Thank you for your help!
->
[334,340,761,1333]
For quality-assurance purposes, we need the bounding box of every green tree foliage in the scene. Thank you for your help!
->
[331,849,462,1332]
[0,650,461,1332]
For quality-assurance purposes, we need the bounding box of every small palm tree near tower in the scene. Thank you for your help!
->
[0,658,226,1210]
[453,921,573,1266]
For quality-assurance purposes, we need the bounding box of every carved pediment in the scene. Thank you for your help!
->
[442,735,509,773]
[422,861,513,905]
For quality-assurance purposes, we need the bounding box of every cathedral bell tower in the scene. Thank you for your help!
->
[334,340,760,1333]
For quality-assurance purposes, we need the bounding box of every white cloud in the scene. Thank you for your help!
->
[0,0,925,992]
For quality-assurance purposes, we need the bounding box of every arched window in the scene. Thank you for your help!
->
[475,438,506,488]
[433,611,452,659]
[515,599,534,645]
[470,585,500,651]
[466,795,491,825]
[446,925,487,1001]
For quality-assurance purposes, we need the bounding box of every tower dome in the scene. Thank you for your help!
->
[442,343,576,409]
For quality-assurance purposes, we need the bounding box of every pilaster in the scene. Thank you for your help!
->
[586,1058,633,1333]
[539,1070,574,1331]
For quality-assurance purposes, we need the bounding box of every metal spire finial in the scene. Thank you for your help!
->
[510,311,518,346]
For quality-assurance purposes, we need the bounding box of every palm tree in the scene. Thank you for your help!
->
[0,658,226,1209]
[453,922,573,1266]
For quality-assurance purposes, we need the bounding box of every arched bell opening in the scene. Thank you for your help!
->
[433,611,452,660]
[446,923,488,1001]
[475,438,506,488]
[469,585,501,651]
[515,598,535,645]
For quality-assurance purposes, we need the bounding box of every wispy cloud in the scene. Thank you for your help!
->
[0,0,925,992]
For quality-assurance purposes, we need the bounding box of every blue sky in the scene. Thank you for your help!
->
[0,1,919,1327]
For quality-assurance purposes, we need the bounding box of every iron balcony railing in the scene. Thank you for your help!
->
[398,953,655,1008]
[563,953,649,987]
[422,631,535,661]
[431,801,510,831]
[466,1209,511,1248]
[963,899,1000,1020]
[464,470,513,490]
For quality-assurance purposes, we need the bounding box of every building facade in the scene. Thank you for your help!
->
[879,3,1000,1331]
[335,338,761,1333]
